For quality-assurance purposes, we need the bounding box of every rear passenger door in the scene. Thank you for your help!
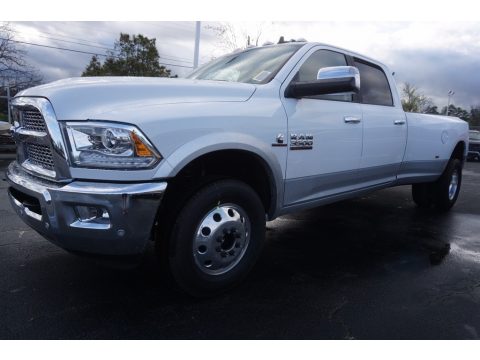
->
[354,58,407,186]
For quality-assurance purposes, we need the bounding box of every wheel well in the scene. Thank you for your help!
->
[158,150,275,228]
[452,141,465,161]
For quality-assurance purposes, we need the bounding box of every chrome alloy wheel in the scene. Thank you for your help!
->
[193,204,251,275]
[448,170,459,201]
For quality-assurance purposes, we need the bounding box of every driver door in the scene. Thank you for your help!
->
[280,48,363,206]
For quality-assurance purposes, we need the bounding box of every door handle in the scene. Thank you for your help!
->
[344,116,361,124]
[394,120,406,125]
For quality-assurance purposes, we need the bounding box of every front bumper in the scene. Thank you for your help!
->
[468,150,480,159]
[6,161,167,256]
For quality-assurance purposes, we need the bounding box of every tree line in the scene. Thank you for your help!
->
[2,22,479,128]
[82,33,172,77]
[401,82,480,127]
[0,26,173,121]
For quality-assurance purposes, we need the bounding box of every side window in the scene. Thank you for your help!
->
[354,59,393,106]
[294,49,352,102]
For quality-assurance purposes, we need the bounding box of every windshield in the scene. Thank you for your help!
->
[187,43,303,84]
[470,131,480,141]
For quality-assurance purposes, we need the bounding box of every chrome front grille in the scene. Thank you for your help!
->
[21,109,47,133]
[18,107,56,176]
[24,143,55,171]
[11,97,70,181]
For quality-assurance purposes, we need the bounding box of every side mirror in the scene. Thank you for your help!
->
[285,66,360,98]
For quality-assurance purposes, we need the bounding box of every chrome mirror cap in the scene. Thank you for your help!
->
[317,66,360,93]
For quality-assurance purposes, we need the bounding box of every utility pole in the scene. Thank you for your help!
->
[6,85,11,124]
[1,81,12,124]
[446,90,455,116]
[193,21,201,69]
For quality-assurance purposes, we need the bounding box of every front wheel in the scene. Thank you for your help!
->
[166,179,265,297]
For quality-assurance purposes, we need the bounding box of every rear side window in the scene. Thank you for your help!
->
[354,59,393,106]
[294,49,352,102]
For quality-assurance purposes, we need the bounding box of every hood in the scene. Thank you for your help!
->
[17,77,257,120]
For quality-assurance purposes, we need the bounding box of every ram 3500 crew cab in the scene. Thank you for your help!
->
[6,42,469,295]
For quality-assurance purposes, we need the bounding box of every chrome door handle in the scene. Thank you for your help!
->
[344,116,361,124]
[394,120,406,125]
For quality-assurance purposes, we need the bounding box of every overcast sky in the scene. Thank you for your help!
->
[7,21,480,109]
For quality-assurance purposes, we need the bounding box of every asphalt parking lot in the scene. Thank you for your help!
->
[1,159,480,339]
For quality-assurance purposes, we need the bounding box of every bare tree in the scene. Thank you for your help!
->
[0,22,42,92]
[401,82,431,113]
[206,22,269,52]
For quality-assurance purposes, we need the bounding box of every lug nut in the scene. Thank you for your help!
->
[221,252,227,258]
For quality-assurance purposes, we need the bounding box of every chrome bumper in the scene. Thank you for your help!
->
[6,161,167,256]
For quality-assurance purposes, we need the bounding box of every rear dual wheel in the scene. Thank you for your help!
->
[412,158,462,211]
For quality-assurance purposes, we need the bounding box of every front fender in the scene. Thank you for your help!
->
[154,132,285,217]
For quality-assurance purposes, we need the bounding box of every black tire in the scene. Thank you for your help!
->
[432,158,462,211]
[165,179,265,297]
[411,158,462,212]
[412,183,433,208]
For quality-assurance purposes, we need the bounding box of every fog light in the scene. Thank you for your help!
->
[71,205,111,230]
[75,206,110,223]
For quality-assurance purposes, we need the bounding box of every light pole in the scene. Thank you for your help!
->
[193,21,201,69]
[446,90,455,116]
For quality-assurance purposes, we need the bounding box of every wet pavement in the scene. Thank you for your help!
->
[1,159,480,339]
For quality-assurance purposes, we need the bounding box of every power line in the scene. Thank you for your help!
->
[39,30,114,48]
[40,34,194,63]
[37,34,193,64]
[159,55,193,64]
[38,35,114,52]
[23,28,194,64]
[2,38,110,56]
[1,38,194,69]
[158,52,194,62]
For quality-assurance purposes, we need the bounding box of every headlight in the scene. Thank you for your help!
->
[64,121,161,169]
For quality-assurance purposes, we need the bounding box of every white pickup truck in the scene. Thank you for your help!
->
[6,42,469,296]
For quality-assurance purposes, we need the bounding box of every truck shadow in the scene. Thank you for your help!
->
[261,190,453,279]
[11,186,457,339]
